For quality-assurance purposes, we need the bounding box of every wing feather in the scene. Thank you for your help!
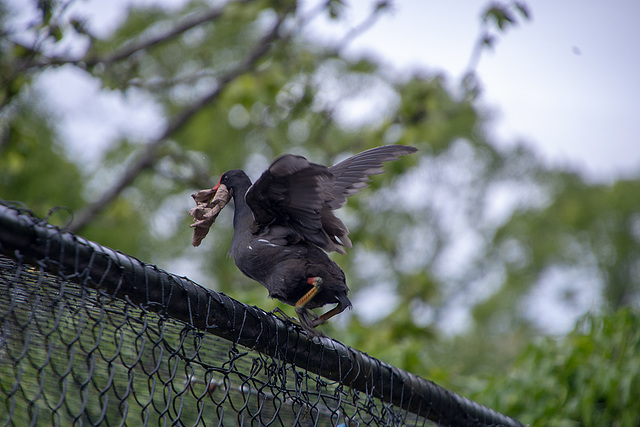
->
[328,145,418,210]
[246,145,417,253]
[246,154,343,252]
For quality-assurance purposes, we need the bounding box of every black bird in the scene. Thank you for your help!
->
[194,145,417,334]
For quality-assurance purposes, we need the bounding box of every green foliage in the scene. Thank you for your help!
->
[0,96,85,223]
[473,309,640,426]
[491,173,640,311]
[480,1,531,49]
[2,1,639,423]
[395,75,482,153]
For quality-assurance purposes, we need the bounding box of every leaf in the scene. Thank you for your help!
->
[70,17,90,36]
[482,33,496,49]
[39,0,54,25]
[50,24,63,42]
[514,1,531,20]
[483,5,517,31]
[327,0,345,19]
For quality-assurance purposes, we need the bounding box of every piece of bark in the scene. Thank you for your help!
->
[189,184,231,246]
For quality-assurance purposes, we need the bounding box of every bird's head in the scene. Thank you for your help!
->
[215,169,251,198]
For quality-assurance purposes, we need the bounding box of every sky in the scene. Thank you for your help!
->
[14,0,640,182]
[302,0,640,182]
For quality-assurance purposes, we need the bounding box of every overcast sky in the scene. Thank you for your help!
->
[17,0,640,183]
[303,0,640,182]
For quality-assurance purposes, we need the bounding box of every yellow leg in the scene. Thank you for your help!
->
[293,277,326,336]
[312,302,348,327]
[295,277,323,309]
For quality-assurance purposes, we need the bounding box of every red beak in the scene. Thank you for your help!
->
[212,176,223,191]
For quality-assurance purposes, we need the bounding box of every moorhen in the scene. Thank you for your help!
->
[190,145,417,335]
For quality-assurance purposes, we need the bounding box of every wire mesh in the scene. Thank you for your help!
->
[0,201,524,426]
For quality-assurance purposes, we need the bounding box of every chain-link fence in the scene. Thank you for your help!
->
[0,201,524,426]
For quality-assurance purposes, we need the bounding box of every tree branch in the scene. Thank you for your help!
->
[335,0,392,54]
[87,4,230,67]
[19,1,239,70]
[68,11,287,233]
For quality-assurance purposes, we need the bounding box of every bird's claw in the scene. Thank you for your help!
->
[272,307,300,325]
[273,307,325,337]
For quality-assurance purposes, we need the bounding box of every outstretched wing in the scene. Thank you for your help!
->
[246,154,343,252]
[328,144,418,210]
[246,145,417,254]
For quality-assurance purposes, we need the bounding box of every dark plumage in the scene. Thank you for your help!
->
[210,145,417,334]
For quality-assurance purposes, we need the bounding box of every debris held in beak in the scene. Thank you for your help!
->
[189,184,231,246]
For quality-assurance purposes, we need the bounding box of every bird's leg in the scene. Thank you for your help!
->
[293,277,325,335]
[295,277,323,310]
[311,302,348,327]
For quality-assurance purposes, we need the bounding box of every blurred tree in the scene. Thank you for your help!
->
[1,1,639,422]
[472,309,640,426]
[489,174,640,310]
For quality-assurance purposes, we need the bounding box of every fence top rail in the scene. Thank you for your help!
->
[0,201,524,427]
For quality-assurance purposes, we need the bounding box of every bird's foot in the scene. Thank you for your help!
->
[272,307,301,325]
[311,302,348,328]
[275,306,325,338]
[292,277,348,335]
[295,306,325,338]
